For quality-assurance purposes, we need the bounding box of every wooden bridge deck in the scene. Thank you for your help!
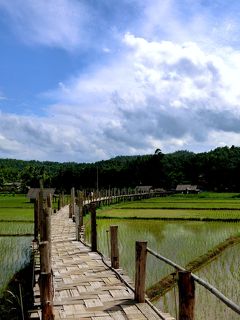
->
[30,206,174,320]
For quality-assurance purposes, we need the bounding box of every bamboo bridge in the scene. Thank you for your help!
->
[28,189,174,320]
[28,188,240,319]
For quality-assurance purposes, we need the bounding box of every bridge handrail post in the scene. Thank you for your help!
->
[34,199,39,241]
[60,191,64,208]
[135,241,147,302]
[75,190,80,241]
[79,191,84,228]
[110,225,119,269]
[70,187,75,219]
[39,191,54,320]
[39,241,54,320]
[178,270,195,320]
[90,203,97,251]
[76,191,83,241]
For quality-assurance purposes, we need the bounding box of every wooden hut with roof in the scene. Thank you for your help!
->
[176,184,200,194]
[135,185,152,193]
[26,188,55,202]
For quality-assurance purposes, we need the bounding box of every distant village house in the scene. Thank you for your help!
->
[27,188,56,202]
[176,184,200,194]
[135,186,152,193]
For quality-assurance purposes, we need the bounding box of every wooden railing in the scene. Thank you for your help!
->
[34,185,54,320]
[146,246,240,319]
[33,186,161,320]
[34,186,240,320]
[76,198,240,320]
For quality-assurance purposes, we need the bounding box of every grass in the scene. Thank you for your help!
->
[146,234,240,301]
[0,194,33,208]
[0,222,33,235]
[97,208,240,220]
[92,193,240,320]
[85,218,240,286]
[0,237,32,296]
[110,193,240,210]
[0,194,33,221]
[0,194,33,296]
[157,243,240,320]
[97,192,240,221]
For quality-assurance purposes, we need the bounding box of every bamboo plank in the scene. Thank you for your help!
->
[108,310,127,320]
[84,298,104,308]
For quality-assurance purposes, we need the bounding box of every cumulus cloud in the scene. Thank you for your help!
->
[0,0,89,50]
[85,34,240,154]
[44,35,240,159]
[2,30,240,161]
[0,112,103,162]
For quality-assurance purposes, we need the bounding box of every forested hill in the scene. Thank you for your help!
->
[1,146,240,192]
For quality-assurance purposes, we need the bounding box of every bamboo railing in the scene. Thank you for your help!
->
[34,186,240,320]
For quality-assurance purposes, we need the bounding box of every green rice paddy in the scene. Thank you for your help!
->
[1,191,240,319]
[157,243,240,320]
[90,192,240,319]
[0,194,33,296]
[97,192,240,220]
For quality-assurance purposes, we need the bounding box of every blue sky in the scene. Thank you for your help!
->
[1,0,240,162]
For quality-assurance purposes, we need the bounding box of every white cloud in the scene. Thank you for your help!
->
[0,112,99,161]
[0,0,89,50]
[44,34,240,158]
[2,30,240,161]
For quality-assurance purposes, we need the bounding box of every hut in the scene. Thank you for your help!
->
[135,186,152,193]
[26,188,56,202]
[176,184,200,194]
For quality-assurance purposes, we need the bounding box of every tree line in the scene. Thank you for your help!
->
[1,146,240,193]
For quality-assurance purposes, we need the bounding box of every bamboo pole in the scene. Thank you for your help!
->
[75,191,81,241]
[39,241,54,320]
[178,271,195,320]
[70,187,75,219]
[46,194,52,261]
[78,191,84,228]
[135,241,147,302]
[89,203,97,251]
[110,225,119,269]
[39,183,44,242]
[34,199,39,241]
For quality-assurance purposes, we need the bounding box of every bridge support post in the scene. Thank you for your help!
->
[70,187,75,219]
[34,199,39,241]
[178,271,195,320]
[61,191,65,207]
[135,241,147,302]
[110,225,119,269]
[90,203,97,251]
[76,191,83,241]
[39,241,54,320]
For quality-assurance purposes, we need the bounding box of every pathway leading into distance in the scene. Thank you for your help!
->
[31,206,175,320]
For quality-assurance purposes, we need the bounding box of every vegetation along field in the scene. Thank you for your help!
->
[84,192,240,319]
[0,194,33,296]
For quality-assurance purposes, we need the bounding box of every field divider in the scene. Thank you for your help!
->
[147,234,240,300]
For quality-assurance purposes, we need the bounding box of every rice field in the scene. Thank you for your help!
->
[97,192,240,220]
[109,192,240,210]
[0,237,32,296]
[157,244,240,320]
[97,208,240,220]
[88,219,240,287]
[88,192,240,319]
[0,194,33,296]
[1,191,240,318]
